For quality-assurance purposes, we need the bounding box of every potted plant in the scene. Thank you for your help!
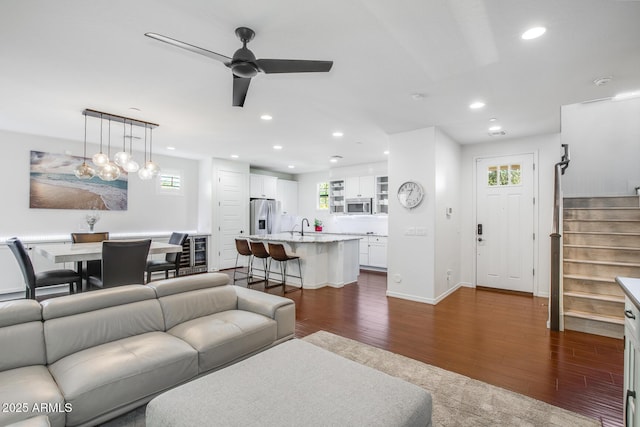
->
[314,219,323,232]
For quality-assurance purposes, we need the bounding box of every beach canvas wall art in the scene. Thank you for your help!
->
[29,151,128,210]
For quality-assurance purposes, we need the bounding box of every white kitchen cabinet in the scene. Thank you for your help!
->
[625,294,640,427]
[345,176,375,199]
[329,179,345,214]
[360,235,387,269]
[374,176,389,214]
[367,236,388,268]
[250,174,278,199]
[277,179,298,215]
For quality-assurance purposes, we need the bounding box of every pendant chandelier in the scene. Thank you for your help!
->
[74,114,96,179]
[79,109,160,181]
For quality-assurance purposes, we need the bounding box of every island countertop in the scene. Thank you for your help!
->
[246,233,363,244]
[616,276,640,309]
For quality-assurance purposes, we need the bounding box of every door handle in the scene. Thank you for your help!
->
[478,238,483,242]
[625,309,636,320]
[626,389,636,427]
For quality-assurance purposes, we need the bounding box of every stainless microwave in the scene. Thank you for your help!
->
[345,198,372,215]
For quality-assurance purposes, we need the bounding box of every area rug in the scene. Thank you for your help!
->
[101,331,600,426]
[302,331,600,427]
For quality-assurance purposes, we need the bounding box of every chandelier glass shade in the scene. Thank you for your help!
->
[74,114,96,179]
[80,109,160,182]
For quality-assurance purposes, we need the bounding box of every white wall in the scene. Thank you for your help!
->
[459,133,560,297]
[0,129,200,239]
[562,97,640,197]
[434,129,461,299]
[387,128,437,303]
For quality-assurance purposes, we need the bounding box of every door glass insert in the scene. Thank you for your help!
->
[487,164,522,187]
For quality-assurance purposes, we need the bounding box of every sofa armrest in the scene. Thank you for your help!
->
[234,287,295,340]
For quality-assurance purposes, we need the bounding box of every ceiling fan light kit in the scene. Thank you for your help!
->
[78,109,160,182]
[145,27,333,107]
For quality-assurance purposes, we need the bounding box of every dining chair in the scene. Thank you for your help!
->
[145,232,188,283]
[6,237,81,299]
[88,239,151,289]
[267,243,303,293]
[71,232,110,287]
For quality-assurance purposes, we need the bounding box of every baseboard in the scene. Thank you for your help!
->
[385,290,435,304]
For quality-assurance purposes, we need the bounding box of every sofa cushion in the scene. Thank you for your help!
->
[156,285,239,331]
[0,300,41,328]
[168,310,277,373]
[147,272,230,297]
[0,300,46,371]
[42,287,165,364]
[48,331,198,427]
[0,366,65,427]
[5,415,51,427]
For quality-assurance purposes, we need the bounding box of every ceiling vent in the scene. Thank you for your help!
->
[488,130,506,136]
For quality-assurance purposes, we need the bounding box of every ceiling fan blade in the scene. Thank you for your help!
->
[256,59,333,74]
[145,32,231,64]
[233,75,251,107]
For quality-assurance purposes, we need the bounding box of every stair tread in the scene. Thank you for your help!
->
[563,274,616,283]
[564,310,624,324]
[564,207,640,210]
[564,258,640,268]
[564,244,640,251]
[564,291,625,303]
[564,231,640,236]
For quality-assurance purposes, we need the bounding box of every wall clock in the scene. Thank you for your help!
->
[397,181,424,209]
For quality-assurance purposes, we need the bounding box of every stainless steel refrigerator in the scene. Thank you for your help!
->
[250,199,280,235]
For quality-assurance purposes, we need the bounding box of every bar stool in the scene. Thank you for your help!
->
[249,241,271,285]
[267,243,303,293]
[233,238,253,285]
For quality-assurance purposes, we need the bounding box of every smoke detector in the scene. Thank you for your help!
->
[593,76,613,86]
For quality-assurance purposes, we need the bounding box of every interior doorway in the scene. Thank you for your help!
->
[475,154,535,293]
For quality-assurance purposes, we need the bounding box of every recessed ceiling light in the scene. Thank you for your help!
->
[411,93,426,100]
[521,26,546,40]
[129,107,141,112]
[488,125,502,132]
[166,146,176,150]
[332,131,344,137]
[260,114,272,121]
[329,155,343,163]
[469,101,485,110]
[230,154,239,159]
[287,165,295,169]
[384,150,389,155]
[489,117,498,122]
[273,145,283,150]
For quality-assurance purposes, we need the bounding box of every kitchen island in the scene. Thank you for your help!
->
[246,233,362,289]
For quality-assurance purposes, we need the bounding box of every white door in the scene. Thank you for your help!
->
[476,154,535,293]
[218,170,247,270]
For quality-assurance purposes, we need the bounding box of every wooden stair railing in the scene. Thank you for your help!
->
[550,144,570,331]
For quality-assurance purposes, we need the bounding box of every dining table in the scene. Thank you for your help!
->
[33,241,183,290]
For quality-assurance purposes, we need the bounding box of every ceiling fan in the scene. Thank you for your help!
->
[145,27,333,107]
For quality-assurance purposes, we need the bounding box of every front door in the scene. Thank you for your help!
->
[476,154,535,293]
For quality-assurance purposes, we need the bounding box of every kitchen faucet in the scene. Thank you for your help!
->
[301,218,310,236]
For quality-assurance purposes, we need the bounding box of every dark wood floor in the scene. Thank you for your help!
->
[235,270,624,427]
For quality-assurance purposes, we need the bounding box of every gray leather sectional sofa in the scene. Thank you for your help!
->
[0,273,295,427]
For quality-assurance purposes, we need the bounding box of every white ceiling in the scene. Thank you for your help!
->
[1,0,639,174]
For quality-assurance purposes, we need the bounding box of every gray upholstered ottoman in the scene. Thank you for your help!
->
[146,339,432,426]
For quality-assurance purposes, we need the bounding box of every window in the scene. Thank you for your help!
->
[487,164,522,187]
[318,182,329,210]
[157,171,183,195]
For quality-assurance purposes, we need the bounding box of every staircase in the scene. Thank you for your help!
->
[563,196,640,339]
